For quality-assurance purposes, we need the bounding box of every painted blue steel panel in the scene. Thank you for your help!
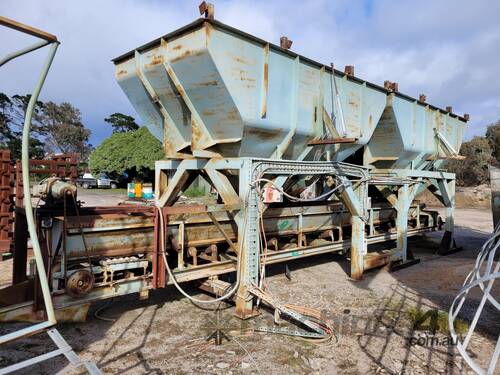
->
[365,95,466,170]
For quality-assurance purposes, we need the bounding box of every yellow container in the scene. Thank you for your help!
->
[134,182,142,198]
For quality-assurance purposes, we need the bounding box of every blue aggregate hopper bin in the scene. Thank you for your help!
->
[113,19,388,161]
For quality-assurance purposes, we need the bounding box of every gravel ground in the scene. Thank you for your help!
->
[0,199,497,374]
[77,188,128,206]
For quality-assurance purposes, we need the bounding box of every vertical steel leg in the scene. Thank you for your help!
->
[152,209,166,288]
[438,178,456,254]
[350,216,365,280]
[369,208,375,236]
[444,179,455,233]
[234,159,257,319]
[339,180,367,280]
[396,184,409,262]
[177,222,185,269]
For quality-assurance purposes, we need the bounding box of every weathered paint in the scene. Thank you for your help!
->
[114,19,387,160]
[350,216,365,280]
[365,94,467,170]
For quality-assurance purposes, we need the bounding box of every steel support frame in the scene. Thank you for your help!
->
[155,157,369,318]
[435,178,456,253]
[376,169,457,255]
[374,180,422,258]
[395,183,420,262]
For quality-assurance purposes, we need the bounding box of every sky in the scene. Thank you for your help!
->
[1,0,499,147]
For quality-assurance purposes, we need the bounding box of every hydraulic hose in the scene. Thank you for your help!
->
[252,177,346,202]
[156,205,244,304]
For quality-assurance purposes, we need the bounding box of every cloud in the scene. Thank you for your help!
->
[1,0,498,145]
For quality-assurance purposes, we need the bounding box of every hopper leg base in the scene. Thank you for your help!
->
[389,258,421,272]
[234,306,260,320]
[438,230,462,255]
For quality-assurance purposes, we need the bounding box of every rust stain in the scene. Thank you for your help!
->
[191,118,203,148]
[172,45,182,50]
[245,127,282,140]
[150,55,164,65]
[197,80,218,87]
[347,91,360,109]
[175,84,186,96]
[239,69,256,83]
[117,69,128,76]
[202,109,215,116]
[368,115,372,126]
[234,56,247,64]
[363,252,390,270]
[263,63,268,87]
[168,71,186,97]
[164,138,175,157]
[56,304,90,322]
[171,49,203,64]
[172,49,193,63]
[226,109,239,121]
[241,77,256,82]
[261,56,268,118]
[204,21,213,39]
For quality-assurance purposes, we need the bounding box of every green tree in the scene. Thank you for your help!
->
[38,101,93,161]
[104,113,139,133]
[88,127,164,181]
[486,120,500,166]
[0,94,92,160]
[0,93,45,159]
[0,93,13,145]
[447,136,494,186]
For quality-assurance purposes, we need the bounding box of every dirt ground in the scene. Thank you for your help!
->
[418,185,492,210]
[0,190,498,374]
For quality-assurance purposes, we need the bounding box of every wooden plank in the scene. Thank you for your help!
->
[0,16,57,42]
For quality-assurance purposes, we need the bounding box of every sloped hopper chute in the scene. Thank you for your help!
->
[364,94,466,170]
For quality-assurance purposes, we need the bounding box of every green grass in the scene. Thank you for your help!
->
[407,306,469,335]
[183,185,207,198]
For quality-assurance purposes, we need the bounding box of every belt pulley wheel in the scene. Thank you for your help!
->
[66,269,94,297]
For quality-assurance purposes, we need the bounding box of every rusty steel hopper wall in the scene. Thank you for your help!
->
[113,18,467,167]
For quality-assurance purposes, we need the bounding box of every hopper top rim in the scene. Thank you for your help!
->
[112,17,468,123]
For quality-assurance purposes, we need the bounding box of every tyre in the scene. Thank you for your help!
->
[110,183,117,189]
[82,182,90,189]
